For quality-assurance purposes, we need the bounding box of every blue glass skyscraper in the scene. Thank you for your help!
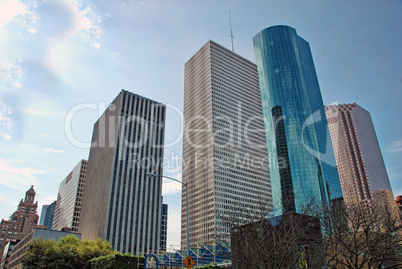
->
[253,26,343,215]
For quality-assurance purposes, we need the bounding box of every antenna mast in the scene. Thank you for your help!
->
[229,11,234,52]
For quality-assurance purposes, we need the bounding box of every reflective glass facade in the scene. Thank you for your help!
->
[253,26,343,215]
[39,200,56,230]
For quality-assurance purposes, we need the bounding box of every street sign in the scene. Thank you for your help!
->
[183,255,195,269]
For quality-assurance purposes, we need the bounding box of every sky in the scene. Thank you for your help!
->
[0,0,401,250]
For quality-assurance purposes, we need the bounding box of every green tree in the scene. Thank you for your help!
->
[88,253,144,269]
[22,235,114,269]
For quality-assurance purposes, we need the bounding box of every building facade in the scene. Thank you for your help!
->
[7,228,81,269]
[39,200,56,230]
[52,160,87,232]
[182,40,271,248]
[230,213,323,268]
[0,239,19,269]
[396,195,402,223]
[325,103,396,212]
[79,90,166,254]
[253,25,343,215]
[0,186,39,256]
[160,202,168,252]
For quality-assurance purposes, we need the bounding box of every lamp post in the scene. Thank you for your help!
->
[146,172,190,257]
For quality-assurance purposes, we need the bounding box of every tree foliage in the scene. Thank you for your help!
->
[321,201,402,269]
[88,253,144,269]
[195,264,220,268]
[22,235,114,269]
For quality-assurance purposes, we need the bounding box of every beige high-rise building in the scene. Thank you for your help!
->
[325,103,395,213]
[52,159,87,232]
[182,40,271,248]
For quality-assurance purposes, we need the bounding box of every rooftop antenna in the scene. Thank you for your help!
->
[229,11,234,52]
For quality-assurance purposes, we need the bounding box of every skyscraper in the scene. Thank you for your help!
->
[79,90,166,254]
[52,160,87,232]
[253,25,343,215]
[39,200,56,230]
[160,202,168,252]
[325,103,395,211]
[182,40,271,248]
[0,186,39,255]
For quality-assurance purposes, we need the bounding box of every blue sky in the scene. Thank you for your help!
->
[0,0,401,248]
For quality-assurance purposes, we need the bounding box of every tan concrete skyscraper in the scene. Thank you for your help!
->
[52,159,87,232]
[325,103,395,211]
[79,90,166,254]
[182,40,271,248]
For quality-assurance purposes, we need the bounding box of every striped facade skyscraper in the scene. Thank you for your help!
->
[182,40,271,248]
[325,103,395,212]
[79,90,166,254]
[52,159,87,232]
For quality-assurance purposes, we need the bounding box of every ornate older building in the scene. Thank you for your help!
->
[0,186,39,256]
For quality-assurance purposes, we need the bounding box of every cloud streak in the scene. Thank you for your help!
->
[0,100,13,140]
[44,148,65,153]
[388,140,402,153]
[19,107,63,117]
[162,172,182,195]
[0,158,45,191]
[0,0,28,27]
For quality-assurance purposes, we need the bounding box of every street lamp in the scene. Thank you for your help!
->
[146,172,190,257]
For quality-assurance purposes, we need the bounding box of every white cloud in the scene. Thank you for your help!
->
[44,1,103,80]
[0,158,45,191]
[27,27,36,34]
[162,172,182,195]
[0,100,13,140]
[2,134,11,140]
[92,42,100,49]
[43,148,65,153]
[19,107,63,117]
[0,0,28,27]
[388,140,402,153]
[54,0,102,41]
[0,0,38,33]
[0,62,24,91]
[40,133,49,137]
[38,195,57,206]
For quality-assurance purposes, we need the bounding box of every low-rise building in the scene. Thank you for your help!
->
[7,228,81,269]
[0,240,20,269]
[230,212,324,268]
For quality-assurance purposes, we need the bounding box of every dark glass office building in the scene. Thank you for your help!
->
[253,26,343,215]
[39,200,56,230]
